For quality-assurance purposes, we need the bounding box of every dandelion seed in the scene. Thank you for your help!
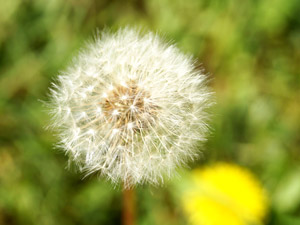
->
[112,109,119,116]
[48,28,213,188]
[88,129,95,136]
[96,107,102,115]
[80,92,87,99]
[80,112,87,118]
[121,95,128,100]
[86,85,94,92]
[127,122,134,129]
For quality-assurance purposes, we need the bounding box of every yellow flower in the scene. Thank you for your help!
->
[182,163,268,225]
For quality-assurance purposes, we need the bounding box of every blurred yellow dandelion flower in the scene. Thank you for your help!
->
[182,163,268,225]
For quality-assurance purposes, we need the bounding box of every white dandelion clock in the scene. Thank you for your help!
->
[48,28,212,188]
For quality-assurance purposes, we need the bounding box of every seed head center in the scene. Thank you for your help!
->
[102,81,158,132]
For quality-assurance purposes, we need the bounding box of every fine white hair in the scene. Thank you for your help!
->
[48,28,213,188]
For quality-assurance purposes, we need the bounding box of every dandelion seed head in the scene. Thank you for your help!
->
[48,28,213,188]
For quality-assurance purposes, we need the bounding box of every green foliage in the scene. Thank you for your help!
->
[0,0,299,224]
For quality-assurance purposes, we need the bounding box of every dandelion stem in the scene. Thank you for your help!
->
[122,186,136,225]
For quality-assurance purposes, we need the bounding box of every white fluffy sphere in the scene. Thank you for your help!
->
[48,28,212,187]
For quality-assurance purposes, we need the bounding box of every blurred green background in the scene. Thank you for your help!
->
[0,0,299,224]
